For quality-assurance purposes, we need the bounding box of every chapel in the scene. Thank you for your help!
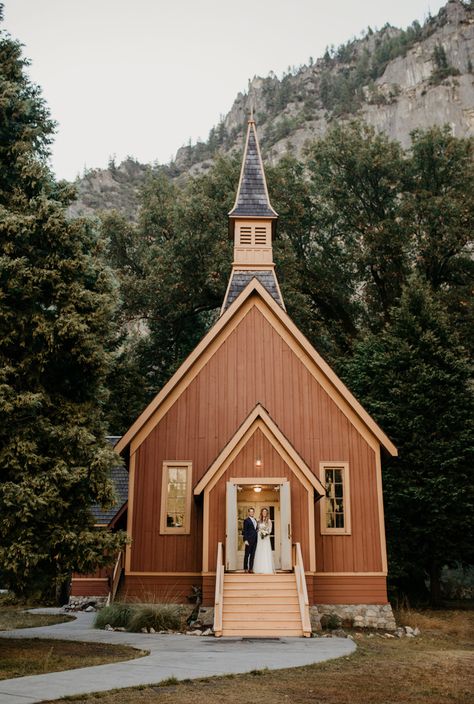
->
[72,116,398,636]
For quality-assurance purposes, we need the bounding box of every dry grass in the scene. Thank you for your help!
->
[0,607,73,631]
[48,609,474,704]
[395,607,474,639]
[0,638,146,680]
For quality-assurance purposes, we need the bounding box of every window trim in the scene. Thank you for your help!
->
[319,461,351,535]
[160,461,193,535]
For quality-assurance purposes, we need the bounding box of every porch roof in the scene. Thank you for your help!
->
[194,403,326,496]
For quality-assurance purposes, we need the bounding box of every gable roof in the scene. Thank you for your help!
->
[228,118,278,219]
[115,278,397,457]
[194,403,326,495]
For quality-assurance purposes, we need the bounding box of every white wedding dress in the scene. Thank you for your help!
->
[252,520,275,574]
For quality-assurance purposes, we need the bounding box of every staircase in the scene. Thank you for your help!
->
[220,572,307,637]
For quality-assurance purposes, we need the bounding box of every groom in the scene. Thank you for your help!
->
[242,507,258,572]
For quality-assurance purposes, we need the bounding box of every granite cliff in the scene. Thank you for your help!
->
[70,0,474,220]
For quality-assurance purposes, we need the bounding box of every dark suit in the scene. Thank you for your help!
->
[242,516,258,571]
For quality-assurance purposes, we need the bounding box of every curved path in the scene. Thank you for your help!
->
[0,610,355,703]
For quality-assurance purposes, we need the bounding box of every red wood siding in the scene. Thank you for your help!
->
[122,575,200,602]
[130,304,383,580]
[313,575,388,604]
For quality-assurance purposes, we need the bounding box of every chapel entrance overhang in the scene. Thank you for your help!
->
[194,403,326,497]
[196,404,324,574]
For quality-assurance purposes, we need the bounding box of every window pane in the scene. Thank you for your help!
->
[325,468,345,530]
[166,467,187,528]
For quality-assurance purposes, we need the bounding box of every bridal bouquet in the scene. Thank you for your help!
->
[259,525,271,540]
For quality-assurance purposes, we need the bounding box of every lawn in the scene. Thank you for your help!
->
[45,609,473,704]
[0,606,73,632]
[0,638,147,680]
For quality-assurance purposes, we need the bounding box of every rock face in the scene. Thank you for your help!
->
[71,1,474,219]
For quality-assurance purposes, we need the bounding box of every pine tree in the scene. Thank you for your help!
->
[0,8,126,600]
[342,277,474,604]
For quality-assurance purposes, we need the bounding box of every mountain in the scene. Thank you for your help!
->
[69,0,474,220]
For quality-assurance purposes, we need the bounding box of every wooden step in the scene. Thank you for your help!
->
[224,590,298,599]
[225,573,295,580]
[223,582,294,590]
[222,597,299,607]
[222,628,303,637]
[223,603,300,613]
[222,613,301,624]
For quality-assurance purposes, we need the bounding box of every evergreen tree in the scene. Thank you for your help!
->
[342,278,474,604]
[0,9,125,600]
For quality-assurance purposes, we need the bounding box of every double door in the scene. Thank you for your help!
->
[225,480,292,571]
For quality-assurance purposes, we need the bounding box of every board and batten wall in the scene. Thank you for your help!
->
[123,301,386,604]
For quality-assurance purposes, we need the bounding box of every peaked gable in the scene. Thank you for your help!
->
[116,278,397,457]
[194,403,326,495]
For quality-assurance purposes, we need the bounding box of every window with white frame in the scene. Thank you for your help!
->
[160,461,192,534]
[319,462,351,535]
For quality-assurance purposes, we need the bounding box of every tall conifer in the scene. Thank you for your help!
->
[0,7,125,599]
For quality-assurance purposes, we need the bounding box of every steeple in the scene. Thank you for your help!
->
[222,116,284,314]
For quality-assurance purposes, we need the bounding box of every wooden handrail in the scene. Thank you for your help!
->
[106,549,124,606]
[213,542,225,637]
[293,542,312,637]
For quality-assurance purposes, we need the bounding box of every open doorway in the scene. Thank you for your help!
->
[226,479,292,571]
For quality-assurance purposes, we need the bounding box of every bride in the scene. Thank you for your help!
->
[252,508,275,574]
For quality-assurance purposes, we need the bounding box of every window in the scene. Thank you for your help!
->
[319,462,351,535]
[160,461,192,534]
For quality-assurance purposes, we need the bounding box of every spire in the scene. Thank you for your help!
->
[221,116,284,315]
[228,117,278,219]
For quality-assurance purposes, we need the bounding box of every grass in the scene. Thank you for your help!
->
[95,603,187,633]
[45,609,474,704]
[0,607,73,631]
[0,638,147,680]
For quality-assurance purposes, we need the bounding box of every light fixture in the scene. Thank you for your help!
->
[253,485,262,493]
[255,457,263,468]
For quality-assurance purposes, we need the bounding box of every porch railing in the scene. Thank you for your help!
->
[106,549,124,606]
[293,542,312,637]
[213,542,225,637]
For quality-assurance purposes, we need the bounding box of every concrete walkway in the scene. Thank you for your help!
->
[0,610,355,704]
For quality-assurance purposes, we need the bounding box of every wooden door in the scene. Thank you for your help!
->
[280,481,292,570]
[225,482,238,571]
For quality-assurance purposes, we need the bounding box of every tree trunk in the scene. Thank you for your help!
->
[429,562,443,607]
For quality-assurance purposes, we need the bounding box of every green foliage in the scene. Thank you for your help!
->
[94,603,133,629]
[127,604,185,632]
[102,158,237,432]
[342,277,474,603]
[95,603,186,632]
[430,43,461,84]
[0,15,126,599]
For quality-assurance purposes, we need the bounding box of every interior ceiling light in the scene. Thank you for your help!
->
[253,485,262,493]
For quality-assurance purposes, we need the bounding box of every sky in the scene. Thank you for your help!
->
[4,0,447,181]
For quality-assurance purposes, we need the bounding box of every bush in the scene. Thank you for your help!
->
[94,603,133,629]
[127,604,185,632]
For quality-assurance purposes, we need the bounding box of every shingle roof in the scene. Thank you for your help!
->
[91,437,128,525]
[222,270,283,312]
[229,121,277,219]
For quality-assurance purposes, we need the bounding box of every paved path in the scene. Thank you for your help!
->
[0,610,355,703]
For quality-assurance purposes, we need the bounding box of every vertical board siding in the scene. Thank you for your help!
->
[130,305,383,576]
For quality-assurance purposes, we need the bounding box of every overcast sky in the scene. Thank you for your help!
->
[4,0,447,181]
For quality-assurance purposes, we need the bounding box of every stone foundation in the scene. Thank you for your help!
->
[67,595,108,610]
[312,603,396,630]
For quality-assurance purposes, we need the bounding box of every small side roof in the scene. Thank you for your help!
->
[228,118,278,219]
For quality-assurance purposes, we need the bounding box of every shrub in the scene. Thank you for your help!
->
[127,604,185,632]
[94,603,133,629]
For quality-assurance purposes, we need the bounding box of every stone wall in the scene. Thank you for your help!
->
[313,603,397,630]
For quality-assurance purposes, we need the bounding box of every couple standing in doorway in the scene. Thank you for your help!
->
[242,507,275,573]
